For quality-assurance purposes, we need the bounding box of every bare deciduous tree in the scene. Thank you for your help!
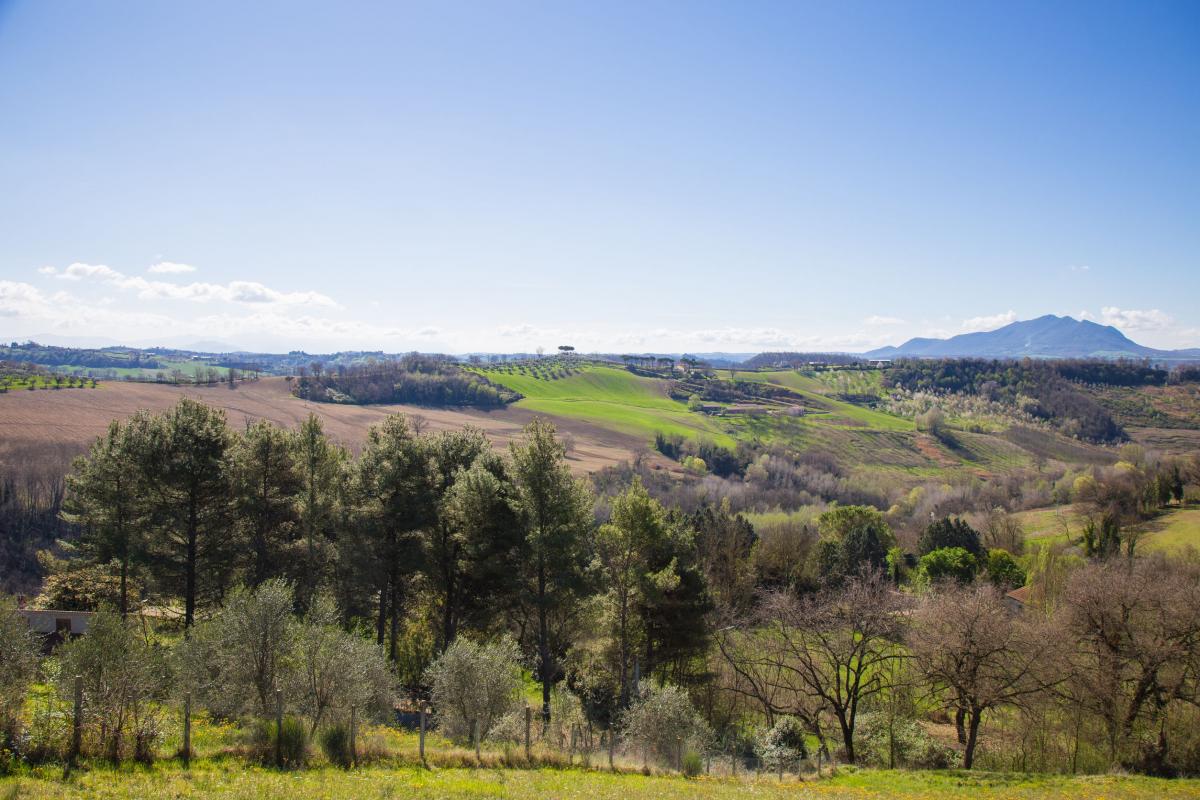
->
[909,583,1051,768]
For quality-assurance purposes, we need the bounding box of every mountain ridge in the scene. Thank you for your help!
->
[865,315,1200,361]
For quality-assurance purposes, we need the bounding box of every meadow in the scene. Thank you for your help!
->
[475,363,737,445]
[1013,504,1200,552]
[2,763,1196,800]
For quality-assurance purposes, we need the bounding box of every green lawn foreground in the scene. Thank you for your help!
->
[2,764,1197,800]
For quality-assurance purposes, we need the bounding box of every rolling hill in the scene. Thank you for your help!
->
[865,315,1200,361]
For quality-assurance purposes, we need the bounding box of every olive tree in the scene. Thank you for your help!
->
[179,579,296,719]
[620,682,711,767]
[0,595,39,749]
[292,593,396,734]
[425,636,524,743]
[58,609,170,762]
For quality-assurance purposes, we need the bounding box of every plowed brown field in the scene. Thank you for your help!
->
[0,377,664,474]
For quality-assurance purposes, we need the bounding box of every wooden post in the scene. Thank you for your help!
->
[608,728,615,770]
[70,674,83,764]
[349,706,357,768]
[419,705,428,764]
[731,744,737,776]
[275,688,283,769]
[183,692,192,767]
[524,706,532,761]
[473,719,481,762]
[569,725,576,765]
[676,736,683,772]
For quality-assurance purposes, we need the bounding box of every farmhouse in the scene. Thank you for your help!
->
[16,601,93,651]
[1004,585,1030,613]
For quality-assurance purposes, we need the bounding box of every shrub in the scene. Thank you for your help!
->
[425,637,523,743]
[251,715,308,768]
[985,548,1026,589]
[682,749,704,777]
[0,594,38,757]
[916,547,978,586]
[620,683,711,768]
[57,609,170,763]
[319,723,352,768]
[756,716,808,773]
[856,712,958,769]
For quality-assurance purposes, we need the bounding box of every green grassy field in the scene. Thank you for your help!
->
[477,364,736,445]
[1014,504,1200,552]
[2,763,1196,800]
[732,370,913,432]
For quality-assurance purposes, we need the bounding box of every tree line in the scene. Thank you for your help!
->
[291,354,518,407]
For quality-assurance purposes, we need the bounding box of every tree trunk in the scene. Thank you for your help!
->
[538,553,551,727]
[185,500,198,629]
[119,555,129,619]
[388,571,400,662]
[376,583,388,646]
[837,713,855,764]
[954,706,967,745]
[963,709,982,769]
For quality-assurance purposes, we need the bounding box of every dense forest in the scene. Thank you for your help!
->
[291,354,520,407]
[743,352,866,368]
[0,342,160,370]
[884,358,1132,443]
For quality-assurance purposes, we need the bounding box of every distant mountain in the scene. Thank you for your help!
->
[865,315,1200,361]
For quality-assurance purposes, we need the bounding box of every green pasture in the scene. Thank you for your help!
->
[1014,504,1200,553]
[732,370,912,432]
[2,763,1194,800]
[479,364,736,446]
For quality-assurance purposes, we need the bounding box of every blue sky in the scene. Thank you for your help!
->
[1,0,1197,353]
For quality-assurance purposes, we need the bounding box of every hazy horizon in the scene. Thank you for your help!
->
[2,1,1197,353]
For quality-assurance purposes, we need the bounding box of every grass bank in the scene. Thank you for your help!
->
[2,763,1197,800]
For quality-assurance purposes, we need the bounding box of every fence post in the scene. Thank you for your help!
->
[275,688,283,769]
[419,705,428,765]
[473,719,481,762]
[349,706,357,768]
[608,728,615,770]
[676,736,683,772]
[524,706,532,761]
[70,674,83,765]
[569,725,576,765]
[731,743,737,777]
[183,691,192,767]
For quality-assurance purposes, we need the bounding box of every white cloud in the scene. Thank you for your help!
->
[50,262,338,308]
[37,265,57,276]
[1099,306,1173,332]
[147,261,196,274]
[1069,264,1091,272]
[863,315,905,327]
[961,310,1017,332]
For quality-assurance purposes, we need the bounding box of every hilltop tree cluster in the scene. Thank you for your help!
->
[291,354,517,407]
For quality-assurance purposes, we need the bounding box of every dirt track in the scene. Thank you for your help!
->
[0,377,664,474]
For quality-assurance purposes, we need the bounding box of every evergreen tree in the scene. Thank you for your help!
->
[291,414,346,611]
[918,517,983,558]
[61,415,154,617]
[229,420,302,588]
[140,399,233,628]
[355,414,428,660]
[510,418,593,726]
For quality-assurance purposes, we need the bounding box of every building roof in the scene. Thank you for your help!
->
[1005,585,1031,605]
